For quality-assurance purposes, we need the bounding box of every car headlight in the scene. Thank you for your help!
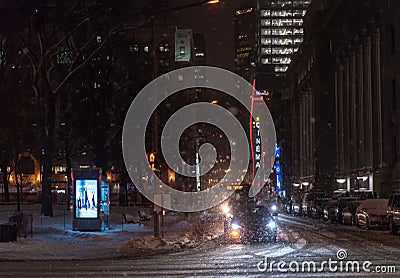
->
[267,220,277,229]
[221,204,230,215]
[231,223,241,230]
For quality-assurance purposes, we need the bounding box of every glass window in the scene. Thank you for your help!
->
[261,19,271,26]
[261,58,272,64]
[261,9,270,17]
[180,46,185,55]
[293,19,303,26]
[293,9,306,17]
[261,47,271,54]
[261,28,271,35]
[293,28,303,35]
[271,10,292,17]
[261,37,272,45]
[275,65,288,72]
[272,19,293,26]
[271,28,293,35]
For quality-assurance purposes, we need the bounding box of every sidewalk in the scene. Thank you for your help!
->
[0,203,220,261]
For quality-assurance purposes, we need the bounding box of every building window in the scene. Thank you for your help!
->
[261,9,270,17]
[180,46,185,55]
[159,42,170,52]
[52,166,66,174]
[57,46,72,64]
[129,44,139,52]
[159,59,170,67]
[144,46,149,52]
[275,65,288,72]
[261,19,271,26]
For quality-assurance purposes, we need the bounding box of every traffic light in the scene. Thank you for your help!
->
[148,152,156,171]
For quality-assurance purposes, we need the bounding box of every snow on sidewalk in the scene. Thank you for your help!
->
[0,204,221,261]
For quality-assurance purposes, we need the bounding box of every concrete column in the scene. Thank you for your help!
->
[371,27,383,167]
[363,35,373,168]
[336,63,344,172]
[299,97,304,177]
[343,57,350,171]
[305,93,309,176]
[338,62,344,172]
[349,51,357,170]
[355,41,364,169]
[302,96,307,177]
[307,91,313,176]
[310,90,315,176]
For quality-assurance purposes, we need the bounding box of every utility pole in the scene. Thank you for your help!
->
[150,18,162,238]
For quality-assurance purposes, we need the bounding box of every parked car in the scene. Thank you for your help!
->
[292,200,302,215]
[335,197,359,224]
[356,199,389,229]
[341,200,362,225]
[302,192,327,217]
[310,198,330,219]
[323,199,338,222]
[386,192,400,234]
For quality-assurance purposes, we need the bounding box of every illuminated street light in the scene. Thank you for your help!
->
[207,0,220,4]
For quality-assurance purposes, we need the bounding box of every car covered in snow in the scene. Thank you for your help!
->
[356,198,389,229]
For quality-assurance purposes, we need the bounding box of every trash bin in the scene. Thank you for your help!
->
[0,222,17,242]
[9,212,28,237]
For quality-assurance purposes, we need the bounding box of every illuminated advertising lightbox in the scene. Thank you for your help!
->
[75,179,98,218]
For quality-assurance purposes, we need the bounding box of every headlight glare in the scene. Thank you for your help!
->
[267,220,277,229]
[231,223,241,230]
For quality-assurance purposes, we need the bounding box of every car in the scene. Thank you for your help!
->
[341,200,362,225]
[387,192,400,234]
[301,192,327,217]
[356,199,389,229]
[335,197,359,224]
[323,199,338,222]
[310,198,330,219]
[225,204,277,243]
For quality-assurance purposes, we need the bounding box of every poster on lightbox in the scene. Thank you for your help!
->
[75,179,98,218]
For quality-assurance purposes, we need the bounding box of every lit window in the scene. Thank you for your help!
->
[144,46,149,52]
[159,59,170,67]
[261,58,271,64]
[275,66,288,72]
[261,38,272,45]
[261,19,271,26]
[96,35,102,43]
[293,28,303,35]
[129,44,139,52]
[261,9,270,17]
[57,46,72,64]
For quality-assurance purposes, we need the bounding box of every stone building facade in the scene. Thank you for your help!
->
[286,0,400,197]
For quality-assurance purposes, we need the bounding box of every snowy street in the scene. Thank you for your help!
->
[1,206,399,277]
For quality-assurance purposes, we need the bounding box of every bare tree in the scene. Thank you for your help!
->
[1,0,213,216]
